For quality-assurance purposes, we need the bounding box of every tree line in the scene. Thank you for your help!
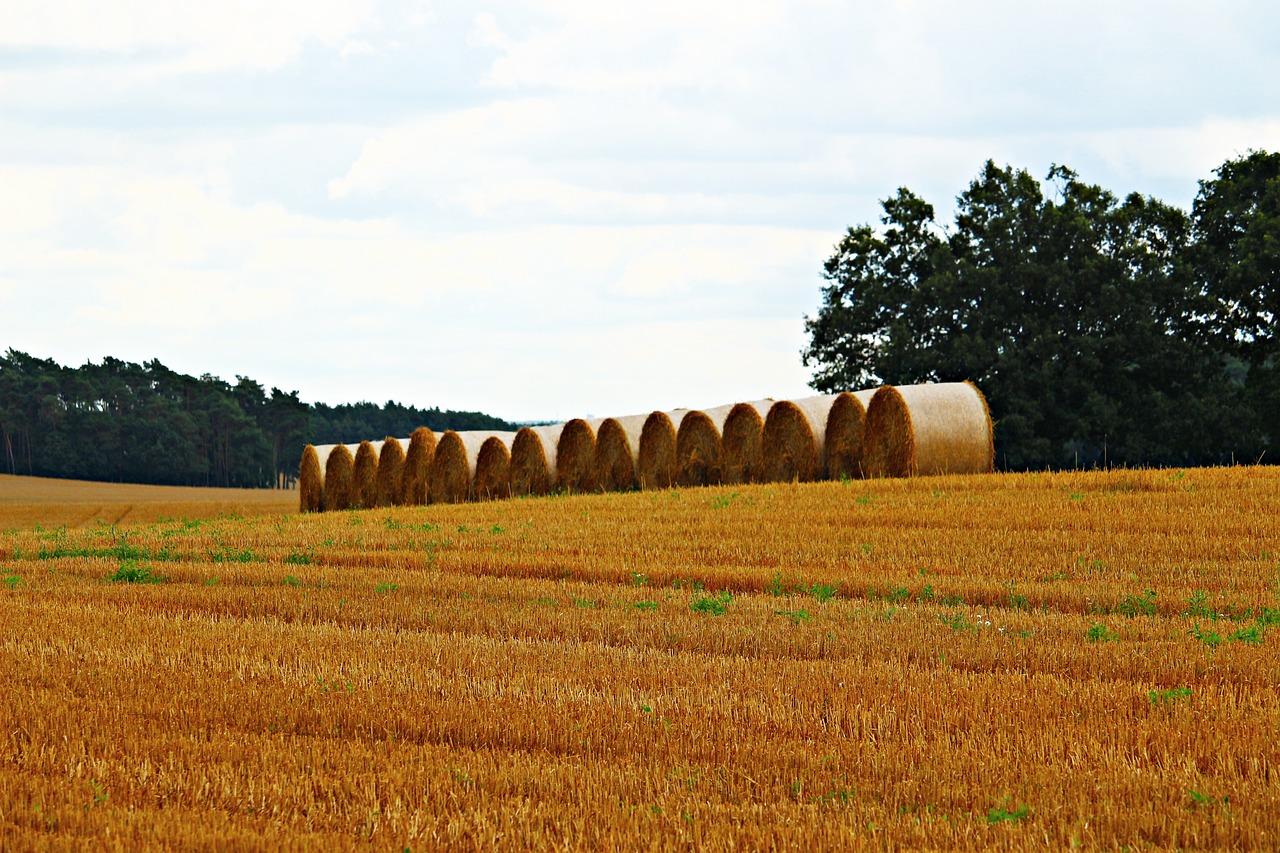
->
[804,151,1279,470]
[0,351,520,488]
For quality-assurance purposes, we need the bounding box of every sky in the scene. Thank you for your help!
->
[3,1,1280,422]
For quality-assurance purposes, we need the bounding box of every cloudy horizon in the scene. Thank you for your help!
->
[4,1,1279,422]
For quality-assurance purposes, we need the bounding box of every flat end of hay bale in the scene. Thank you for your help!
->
[721,402,766,485]
[862,386,913,477]
[474,436,512,501]
[401,427,436,505]
[594,418,637,492]
[375,436,406,507]
[555,418,597,494]
[352,441,379,509]
[510,427,551,497]
[428,430,470,504]
[760,400,819,483]
[825,391,870,481]
[675,410,722,487]
[324,444,355,511]
[299,445,323,513]
[637,411,677,490]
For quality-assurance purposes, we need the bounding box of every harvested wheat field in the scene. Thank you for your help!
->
[1,466,1278,850]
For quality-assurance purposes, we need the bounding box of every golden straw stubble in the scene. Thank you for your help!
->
[323,444,355,511]
[297,445,322,512]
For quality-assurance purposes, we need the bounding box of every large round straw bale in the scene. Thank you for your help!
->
[428,431,471,504]
[675,410,722,487]
[375,436,407,507]
[638,411,679,490]
[324,444,355,511]
[298,445,322,513]
[555,418,597,493]
[400,427,436,505]
[862,382,994,478]
[721,399,772,484]
[509,427,552,497]
[594,415,646,492]
[474,436,512,501]
[825,390,877,480]
[352,441,379,509]
[761,394,842,483]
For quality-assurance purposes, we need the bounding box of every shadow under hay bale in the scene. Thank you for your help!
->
[555,418,597,494]
[675,410,722,487]
[324,444,355,511]
[721,399,771,485]
[298,445,322,513]
[375,436,406,507]
[638,411,679,490]
[824,390,877,481]
[400,427,436,505]
[509,427,553,497]
[862,382,994,478]
[352,441,379,509]
[474,436,512,501]
[594,416,643,493]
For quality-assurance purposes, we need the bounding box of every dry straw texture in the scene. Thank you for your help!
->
[297,445,322,513]
[862,381,994,477]
[721,399,772,484]
[323,444,355,511]
[473,436,512,501]
[400,427,436,506]
[509,427,553,497]
[351,441,379,509]
[375,437,407,508]
[637,411,679,490]
[675,410,723,487]
[593,417,641,492]
[824,390,878,480]
[760,398,823,483]
[555,419,597,494]
[428,431,471,504]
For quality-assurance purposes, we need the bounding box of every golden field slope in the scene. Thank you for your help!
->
[0,466,1278,850]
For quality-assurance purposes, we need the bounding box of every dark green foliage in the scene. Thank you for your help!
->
[804,155,1278,469]
[0,351,520,488]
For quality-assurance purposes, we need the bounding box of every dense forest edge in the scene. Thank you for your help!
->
[803,150,1280,470]
[0,350,519,488]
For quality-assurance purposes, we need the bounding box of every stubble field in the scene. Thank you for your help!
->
[0,467,1277,850]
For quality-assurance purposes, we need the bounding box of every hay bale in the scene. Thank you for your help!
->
[721,399,773,484]
[555,418,597,493]
[509,426,553,497]
[375,436,407,507]
[428,431,470,504]
[638,411,680,490]
[324,444,355,511]
[594,414,648,492]
[400,427,436,505]
[824,390,878,480]
[474,436,512,501]
[675,410,724,487]
[352,441,379,509]
[298,445,322,513]
[862,382,994,478]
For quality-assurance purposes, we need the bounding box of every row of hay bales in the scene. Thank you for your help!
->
[298,381,993,512]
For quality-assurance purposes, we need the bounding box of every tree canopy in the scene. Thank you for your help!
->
[0,351,520,487]
[803,153,1280,469]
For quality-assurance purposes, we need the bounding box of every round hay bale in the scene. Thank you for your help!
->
[298,445,322,513]
[400,427,436,505]
[675,410,722,487]
[375,436,407,507]
[324,444,355,511]
[509,427,552,497]
[824,390,877,481]
[721,400,771,484]
[594,415,645,492]
[638,411,679,490]
[474,436,512,501]
[428,431,472,504]
[761,400,820,483]
[555,418,597,493]
[352,441,379,509]
[862,382,994,478]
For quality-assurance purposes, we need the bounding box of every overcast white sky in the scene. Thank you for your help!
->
[3,1,1279,422]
